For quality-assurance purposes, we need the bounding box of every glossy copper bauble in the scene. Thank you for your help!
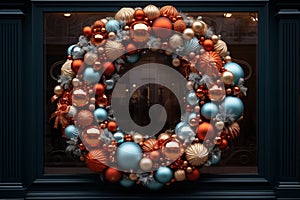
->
[83,26,93,38]
[196,122,215,140]
[81,126,102,149]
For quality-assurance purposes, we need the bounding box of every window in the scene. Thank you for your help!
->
[45,11,258,175]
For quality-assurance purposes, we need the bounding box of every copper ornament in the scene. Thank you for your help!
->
[86,149,107,173]
[174,169,186,181]
[173,19,186,33]
[162,138,184,160]
[208,85,226,102]
[76,110,94,127]
[198,51,223,77]
[224,122,240,140]
[72,88,89,107]
[160,5,179,19]
[81,126,103,149]
[142,138,158,152]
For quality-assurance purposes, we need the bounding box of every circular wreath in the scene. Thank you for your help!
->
[50,5,248,190]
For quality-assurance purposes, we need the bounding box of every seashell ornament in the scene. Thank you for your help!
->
[224,122,240,140]
[185,143,208,166]
[105,40,125,61]
[115,7,135,24]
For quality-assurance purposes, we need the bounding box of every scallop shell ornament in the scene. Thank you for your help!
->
[105,40,125,61]
[143,5,160,20]
[61,59,75,77]
[86,150,107,173]
[115,7,135,24]
[160,5,179,19]
[183,38,200,55]
[84,52,98,66]
[214,40,228,57]
[169,34,184,49]
[224,122,240,140]
[198,51,223,76]
[142,138,158,152]
[185,143,208,166]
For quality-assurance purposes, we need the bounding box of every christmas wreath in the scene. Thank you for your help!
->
[49,5,248,190]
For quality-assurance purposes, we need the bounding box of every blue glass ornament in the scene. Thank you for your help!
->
[120,178,135,188]
[116,142,142,170]
[188,112,197,122]
[210,154,221,165]
[224,62,244,85]
[155,167,173,184]
[114,131,124,144]
[223,96,244,120]
[186,91,199,106]
[64,125,79,139]
[146,180,164,190]
[105,20,120,33]
[94,108,108,122]
[83,68,100,84]
[175,121,186,134]
[67,45,81,57]
[127,54,139,63]
[183,37,200,55]
[105,79,115,90]
[177,124,194,140]
[67,44,76,55]
[201,102,218,119]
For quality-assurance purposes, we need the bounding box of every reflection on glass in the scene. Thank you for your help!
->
[45,12,257,175]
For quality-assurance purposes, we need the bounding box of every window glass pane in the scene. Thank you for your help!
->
[45,11,257,175]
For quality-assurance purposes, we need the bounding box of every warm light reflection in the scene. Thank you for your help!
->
[223,12,232,18]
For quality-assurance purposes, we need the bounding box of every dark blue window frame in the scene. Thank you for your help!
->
[1,0,300,199]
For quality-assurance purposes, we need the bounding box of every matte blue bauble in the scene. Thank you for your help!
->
[224,62,244,85]
[94,108,108,122]
[223,96,244,120]
[146,180,164,190]
[120,178,135,188]
[116,142,142,170]
[201,102,218,119]
[127,54,139,63]
[105,20,120,33]
[177,124,194,140]
[175,121,186,134]
[83,68,100,84]
[114,131,124,144]
[155,167,173,184]
[186,91,199,106]
[64,125,79,139]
